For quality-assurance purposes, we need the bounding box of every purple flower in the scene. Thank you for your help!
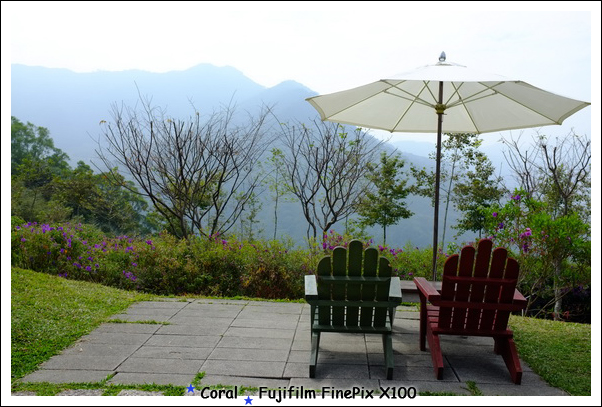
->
[145,240,153,246]
[492,212,498,217]
[511,194,521,201]
[21,237,26,242]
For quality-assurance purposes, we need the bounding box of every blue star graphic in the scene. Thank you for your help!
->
[244,396,253,405]
[187,384,195,393]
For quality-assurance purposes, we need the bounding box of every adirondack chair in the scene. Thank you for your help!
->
[305,240,402,380]
[414,239,528,384]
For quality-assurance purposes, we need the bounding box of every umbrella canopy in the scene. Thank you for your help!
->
[306,53,590,280]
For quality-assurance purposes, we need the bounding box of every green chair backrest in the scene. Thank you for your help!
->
[316,240,392,328]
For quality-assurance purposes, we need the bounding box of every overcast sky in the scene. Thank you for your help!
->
[3,2,599,142]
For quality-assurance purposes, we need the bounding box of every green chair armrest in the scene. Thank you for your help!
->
[305,275,318,302]
[389,277,402,303]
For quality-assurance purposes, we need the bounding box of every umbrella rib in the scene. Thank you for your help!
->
[385,80,437,131]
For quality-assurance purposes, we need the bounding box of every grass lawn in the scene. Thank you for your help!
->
[10,267,153,381]
[10,267,591,396]
[509,315,591,396]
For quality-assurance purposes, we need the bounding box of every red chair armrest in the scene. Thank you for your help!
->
[413,277,441,303]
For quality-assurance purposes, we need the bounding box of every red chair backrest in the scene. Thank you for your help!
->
[438,239,520,332]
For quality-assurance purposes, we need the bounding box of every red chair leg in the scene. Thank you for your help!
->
[426,326,444,380]
[495,336,523,384]
[419,296,427,351]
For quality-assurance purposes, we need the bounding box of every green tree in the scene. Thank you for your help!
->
[11,116,70,176]
[411,133,502,247]
[356,152,413,245]
[265,148,294,240]
[482,190,590,319]
[452,150,504,237]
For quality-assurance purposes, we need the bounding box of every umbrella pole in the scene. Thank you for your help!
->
[432,81,445,281]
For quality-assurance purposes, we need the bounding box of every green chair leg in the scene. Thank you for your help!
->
[383,333,394,380]
[309,331,320,378]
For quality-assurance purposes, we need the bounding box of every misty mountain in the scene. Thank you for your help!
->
[11,63,473,249]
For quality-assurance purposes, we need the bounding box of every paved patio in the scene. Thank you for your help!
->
[18,298,568,397]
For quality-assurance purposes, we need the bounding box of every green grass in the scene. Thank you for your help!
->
[11,267,591,396]
[509,315,591,396]
[10,267,154,381]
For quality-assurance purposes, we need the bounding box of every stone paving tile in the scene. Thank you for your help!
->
[167,316,236,325]
[118,308,182,317]
[237,309,302,320]
[477,378,568,396]
[79,332,153,345]
[371,365,459,382]
[144,334,221,348]
[40,355,126,371]
[230,318,299,330]
[10,391,38,396]
[224,326,296,339]
[117,357,204,374]
[194,299,249,305]
[368,353,445,367]
[130,345,212,360]
[60,343,140,357]
[108,372,195,386]
[105,313,173,322]
[201,360,286,378]
[243,302,304,314]
[302,363,372,380]
[217,336,293,350]
[117,390,165,396]
[93,322,162,334]
[56,389,105,396]
[208,347,290,362]
[20,369,114,383]
[155,324,229,336]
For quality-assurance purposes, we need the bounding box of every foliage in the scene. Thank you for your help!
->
[11,220,455,302]
[11,116,70,175]
[11,117,151,235]
[481,190,591,319]
[356,152,413,245]
[11,219,309,299]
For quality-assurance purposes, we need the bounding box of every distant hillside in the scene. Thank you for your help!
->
[10,63,472,249]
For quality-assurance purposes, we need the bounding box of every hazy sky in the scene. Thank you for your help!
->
[3,1,599,143]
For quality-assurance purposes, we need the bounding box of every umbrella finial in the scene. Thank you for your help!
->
[439,51,446,62]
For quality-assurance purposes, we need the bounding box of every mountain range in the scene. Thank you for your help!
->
[11,63,475,248]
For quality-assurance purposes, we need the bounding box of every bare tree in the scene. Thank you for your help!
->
[96,99,273,239]
[502,130,591,219]
[277,119,384,242]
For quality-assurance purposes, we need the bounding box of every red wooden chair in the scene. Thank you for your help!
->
[413,239,528,384]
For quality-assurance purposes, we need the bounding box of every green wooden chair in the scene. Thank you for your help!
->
[304,240,402,379]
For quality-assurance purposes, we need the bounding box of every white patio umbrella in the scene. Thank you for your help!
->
[306,52,590,280]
